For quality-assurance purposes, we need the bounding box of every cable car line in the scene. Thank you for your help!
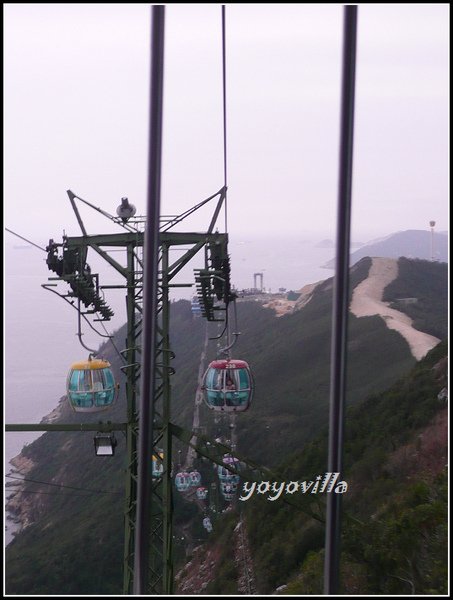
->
[76,298,99,354]
[5,227,47,252]
[218,300,240,356]
[42,283,115,342]
[323,5,358,595]
[6,474,122,495]
[98,319,129,365]
[42,273,128,367]
[221,4,228,235]
[160,186,226,233]
[6,489,115,497]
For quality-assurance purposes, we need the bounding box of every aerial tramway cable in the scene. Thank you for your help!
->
[219,5,237,360]
[133,5,165,595]
[323,5,358,595]
[221,4,228,236]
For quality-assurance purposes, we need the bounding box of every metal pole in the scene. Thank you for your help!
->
[134,5,165,595]
[161,243,174,593]
[323,5,358,595]
[123,243,140,594]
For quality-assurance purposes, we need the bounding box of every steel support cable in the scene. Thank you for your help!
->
[5,489,111,497]
[133,5,165,595]
[323,6,358,595]
[7,227,126,363]
[5,227,46,252]
[221,4,228,230]
[221,5,233,358]
[98,319,129,365]
[6,474,122,495]
[41,283,118,343]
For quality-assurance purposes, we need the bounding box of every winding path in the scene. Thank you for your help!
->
[350,257,440,361]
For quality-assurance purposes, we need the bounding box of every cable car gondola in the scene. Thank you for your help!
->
[175,471,191,492]
[220,481,237,501]
[189,470,202,487]
[196,486,208,500]
[202,517,213,532]
[191,296,202,317]
[218,466,240,485]
[202,359,253,412]
[152,450,164,478]
[218,454,241,484]
[66,356,118,412]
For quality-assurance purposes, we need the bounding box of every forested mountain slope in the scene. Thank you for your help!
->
[177,341,447,595]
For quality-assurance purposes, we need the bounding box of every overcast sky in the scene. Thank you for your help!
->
[4,3,449,245]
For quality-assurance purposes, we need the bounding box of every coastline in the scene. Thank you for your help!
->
[5,396,66,546]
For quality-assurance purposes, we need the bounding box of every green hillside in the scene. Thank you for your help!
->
[189,341,447,595]
[5,258,448,594]
[243,341,448,595]
[383,257,448,339]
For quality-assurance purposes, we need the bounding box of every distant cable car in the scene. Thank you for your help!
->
[203,517,213,532]
[217,467,240,485]
[191,296,202,317]
[217,465,228,480]
[218,455,241,484]
[223,454,240,468]
[189,470,202,487]
[196,486,208,500]
[220,482,237,495]
[202,359,253,412]
[175,471,191,492]
[152,450,164,478]
[220,481,237,501]
[66,356,118,412]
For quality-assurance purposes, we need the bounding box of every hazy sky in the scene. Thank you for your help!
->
[4,3,449,244]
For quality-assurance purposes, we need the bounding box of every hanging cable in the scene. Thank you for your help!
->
[221,5,228,221]
[221,5,233,358]
[6,474,122,495]
[6,489,112,497]
[98,319,128,365]
[5,228,46,252]
[134,5,165,595]
[323,5,358,595]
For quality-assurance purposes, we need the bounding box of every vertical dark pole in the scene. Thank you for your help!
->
[133,5,165,595]
[323,5,357,595]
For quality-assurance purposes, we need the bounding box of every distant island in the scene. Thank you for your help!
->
[322,229,448,268]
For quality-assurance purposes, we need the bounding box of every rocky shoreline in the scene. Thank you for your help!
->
[5,396,67,543]
[5,455,36,541]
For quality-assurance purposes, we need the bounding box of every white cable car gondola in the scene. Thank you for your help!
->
[218,465,239,483]
[189,470,202,487]
[66,356,118,412]
[218,455,241,484]
[202,517,213,533]
[196,486,208,500]
[191,296,202,317]
[152,450,164,478]
[202,359,253,412]
[220,481,237,501]
[175,471,191,492]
